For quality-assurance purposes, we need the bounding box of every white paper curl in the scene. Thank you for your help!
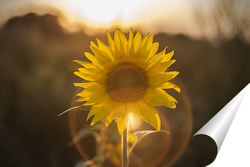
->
[193,83,250,166]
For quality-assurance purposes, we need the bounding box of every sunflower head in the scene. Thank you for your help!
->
[74,28,180,134]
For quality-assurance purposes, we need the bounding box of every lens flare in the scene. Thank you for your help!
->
[128,113,141,130]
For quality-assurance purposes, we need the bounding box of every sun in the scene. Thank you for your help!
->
[76,0,123,25]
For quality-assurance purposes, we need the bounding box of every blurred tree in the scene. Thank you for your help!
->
[194,0,250,42]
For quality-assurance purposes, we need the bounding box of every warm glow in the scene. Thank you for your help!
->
[76,0,123,25]
[128,113,134,124]
[59,0,192,28]
[128,113,141,130]
[0,0,198,37]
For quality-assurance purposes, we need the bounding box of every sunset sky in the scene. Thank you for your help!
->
[0,0,214,36]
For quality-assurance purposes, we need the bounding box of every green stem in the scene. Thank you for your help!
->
[122,121,129,167]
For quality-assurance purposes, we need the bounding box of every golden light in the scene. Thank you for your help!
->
[76,0,123,25]
[0,0,198,38]
[128,113,141,130]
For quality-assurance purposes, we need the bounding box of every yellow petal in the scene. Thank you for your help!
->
[119,39,126,62]
[113,29,126,62]
[155,113,161,131]
[146,35,154,50]
[83,83,107,105]
[85,91,108,105]
[114,28,120,47]
[76,89,92,97]
[90,111,105,125]
[136,100,161,130]
[159,89,178,103]
[74,82,95,88]
[107,30,115,51]
[150,46,167,63]
[141,33,149,46]
[144,87,177,108]
[105,110,115,127]
[135,35,155,65]
[161,82,180,93]
[139,36,151,62]
[115,102,126,117]
[73,60,96,68]
[90,41,98,48]
[96,38,115,61]
[118,29,127,51]
[74,71,94,81]
[89,99,113,124]
[78,67,98,74]
[76,67,106,82]
[90,45,113,65]
[85,82,104,92]
[117,116,128,134]
[114,28,121,50]
[148,42,159,59]
[130,43,143,63]
[144,54,163,71]
[103,35,117,61]
[128,40,136,60]
[133,31,142,53]
[135,100,150,122]
[74,97,89,103]
[87,105,103,121]
[128,28,134,49]
[147,60,176,77]
[148,71,179,87]
[84,52,102,68]
[162,50,174,62]
[141,45,164,70]
[76,68,104,81]
[104,101,116,127]
[96,38,109,52]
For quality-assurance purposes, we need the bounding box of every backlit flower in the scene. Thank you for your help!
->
[74,29,180,134]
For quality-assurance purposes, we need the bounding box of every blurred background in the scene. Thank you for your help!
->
[0,0,250,166]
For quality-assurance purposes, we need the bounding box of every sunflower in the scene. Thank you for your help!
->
[74,28,180,134]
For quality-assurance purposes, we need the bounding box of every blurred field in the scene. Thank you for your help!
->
[0,5,250,166]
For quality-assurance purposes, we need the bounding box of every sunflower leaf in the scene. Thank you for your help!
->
[58,105,91,117]
[128,130,169,160]
[67,124,103,147]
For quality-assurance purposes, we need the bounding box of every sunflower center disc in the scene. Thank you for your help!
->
[106,62,148,103]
